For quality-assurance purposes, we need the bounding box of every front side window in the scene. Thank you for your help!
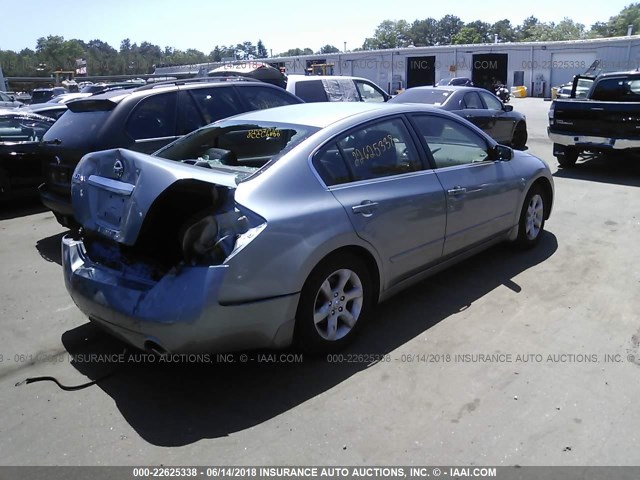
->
[411,115,490,168]
[125,92,177,140]
[479,91,504,110]
[355,81,386,103]
[313,117,422,185]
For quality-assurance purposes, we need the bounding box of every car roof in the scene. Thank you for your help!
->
[419,86,482,93]
[287,74,371,82]
[222,102,441,128]
[83,78,282,105]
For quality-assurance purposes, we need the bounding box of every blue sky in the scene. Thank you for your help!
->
[0,0,634,54]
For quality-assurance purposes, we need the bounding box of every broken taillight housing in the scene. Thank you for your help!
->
[180,208,264,266]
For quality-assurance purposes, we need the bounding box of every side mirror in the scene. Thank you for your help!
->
[504,104,513,112]
[491,144,513,161]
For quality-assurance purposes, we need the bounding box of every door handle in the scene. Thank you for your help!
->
[447,187,467,196]
[351,201,379,215]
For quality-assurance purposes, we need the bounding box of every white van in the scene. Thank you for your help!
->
[286,75,390,103]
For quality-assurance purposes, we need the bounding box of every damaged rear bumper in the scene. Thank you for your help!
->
[62,235,299,353]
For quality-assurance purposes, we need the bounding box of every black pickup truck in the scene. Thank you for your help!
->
[548,70,640,167]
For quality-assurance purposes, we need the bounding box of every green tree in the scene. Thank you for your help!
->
[607,3,640,35]
[85,39,118,75]
[436,15,464,45]
[452,21,491,44]
[277,48,313,56]
[362,19,412,49]
[409,18,439,46]
[516,16,541,41]
[35,35,84,72]
[318,44,340,54]
[588,21,610,38]
[256,40,268,58]
[492,19,517,42]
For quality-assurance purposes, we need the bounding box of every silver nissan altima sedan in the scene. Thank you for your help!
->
[63,102,554,354]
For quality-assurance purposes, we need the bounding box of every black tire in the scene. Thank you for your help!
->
[557,147,578,168]
[511,122,527,150]
[514,185,546,249]
[295,253,373,353]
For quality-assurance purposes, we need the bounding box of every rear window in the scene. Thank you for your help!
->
[390,89,451,106]
[31,91,52,102]
[294,80,329,102]
[42,110,110,147]
[591,78,640,101]
[155,121,319,178]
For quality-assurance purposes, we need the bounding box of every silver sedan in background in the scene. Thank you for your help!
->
[63,103,553,354]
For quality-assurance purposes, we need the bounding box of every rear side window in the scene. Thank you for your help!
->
[294,80,329,102]
[462,92,483,109]
[313,117,422,185]
[125,92,177,140]
[188,87,241,124]
[239,85,301,110]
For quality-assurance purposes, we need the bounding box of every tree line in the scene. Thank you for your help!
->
[1,3,639,77]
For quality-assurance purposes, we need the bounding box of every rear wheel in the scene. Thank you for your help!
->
[514,185,546,249]
[556,146,578,168]
[295,253,373,352]
[511,122,527,150]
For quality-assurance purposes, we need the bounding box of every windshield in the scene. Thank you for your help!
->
[155,121,319,181]
[390,88,452,106]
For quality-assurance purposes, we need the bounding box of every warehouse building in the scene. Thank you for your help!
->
[154,35,640,97]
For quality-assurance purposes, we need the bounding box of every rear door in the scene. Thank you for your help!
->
[124,91,179,153]
[409,113,520,256]
[312,115,446,286]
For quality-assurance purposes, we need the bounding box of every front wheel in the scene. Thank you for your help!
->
[514,186,546,249]
[295,253,373,352]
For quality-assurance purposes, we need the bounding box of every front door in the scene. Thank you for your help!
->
[409,113,520,256]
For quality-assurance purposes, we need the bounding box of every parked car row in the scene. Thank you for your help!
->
[1,76,526,210]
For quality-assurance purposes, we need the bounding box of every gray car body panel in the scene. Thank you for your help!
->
[63,102,554,353]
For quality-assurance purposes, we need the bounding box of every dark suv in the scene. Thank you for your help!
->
[39,78,303,226]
